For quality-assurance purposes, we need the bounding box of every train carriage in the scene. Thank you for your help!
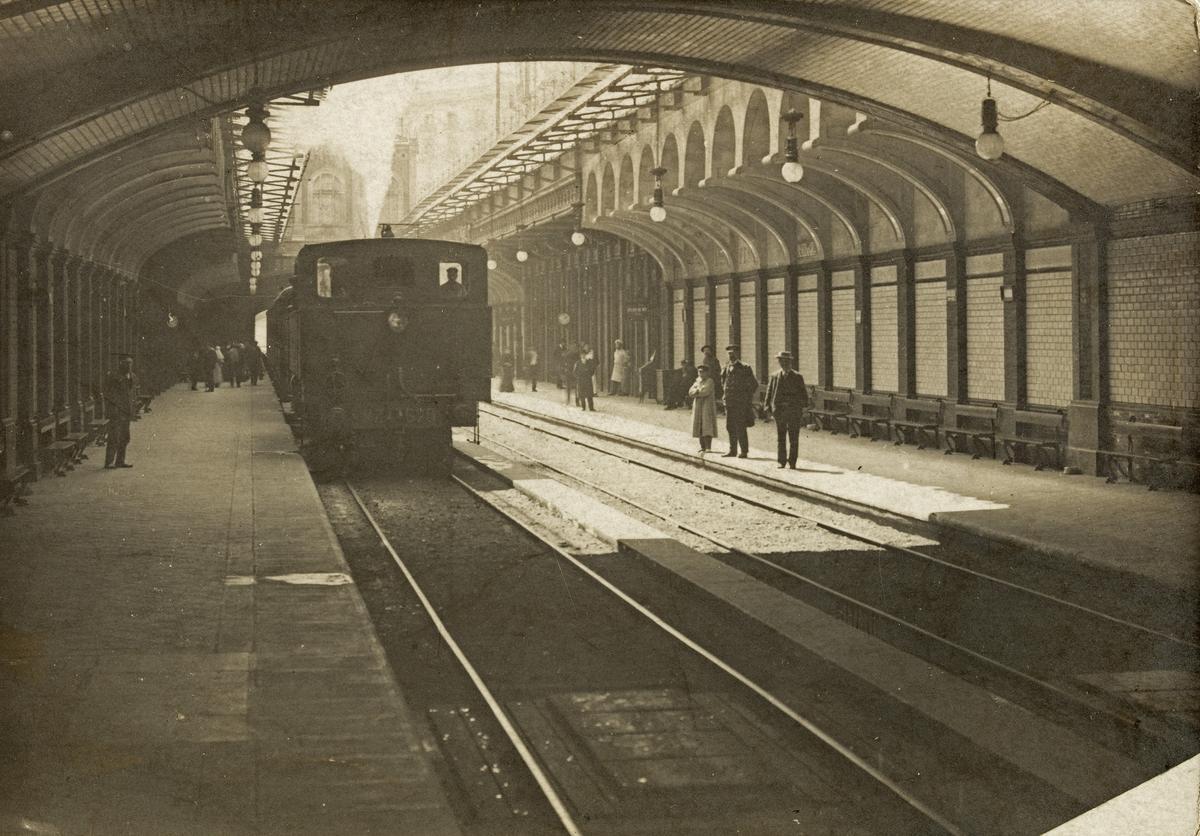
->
[267,238,491,473]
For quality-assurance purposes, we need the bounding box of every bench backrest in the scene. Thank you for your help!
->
[815,389,852,412]
[954,403,999,431]
[854,393,893,417]
[1013,409,1067,441]
[894,397,942,422]
[1111,419,1184,457]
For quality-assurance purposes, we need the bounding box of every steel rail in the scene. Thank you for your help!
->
[345,481,584,836]
[471,431,1141,735]
[447,471,962,836]
[479,401,1199,651]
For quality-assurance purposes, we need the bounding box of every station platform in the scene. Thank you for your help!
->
[491,385,1200,599]
[0,384,459,835]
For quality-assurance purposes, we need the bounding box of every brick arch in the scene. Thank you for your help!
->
[683,120,706,188]
[711,106,737,178]
[743,89,771,167]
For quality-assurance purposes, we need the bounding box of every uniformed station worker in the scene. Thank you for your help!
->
[103,353,136,469]
[720,344,758,458]
[764,350,810,469]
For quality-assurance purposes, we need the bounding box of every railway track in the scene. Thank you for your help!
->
[473,401,1200,767]
[330,471,965,834]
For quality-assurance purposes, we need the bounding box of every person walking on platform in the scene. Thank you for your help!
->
[720,344,758,458]
[764,350,809,469]
[609,340,630,395]
[574,344,596,411]
[103,354,136,469]
[689,363,718,453]
[527,347,539,392]
[246,341,264,386]
[225,343,242,387]
[638,351,657,403]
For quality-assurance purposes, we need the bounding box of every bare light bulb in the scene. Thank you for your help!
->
[649,205,667,223]
[247,159,269,184]
[975,131,1004,161]
[571,230,586,246]
[781,160,805,183]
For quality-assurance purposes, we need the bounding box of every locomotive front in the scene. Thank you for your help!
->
[290,238,491,472]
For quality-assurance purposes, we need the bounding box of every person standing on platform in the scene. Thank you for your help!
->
[701,345,723,409]
[609,340,630,395]
[637,351,657,403]
[689,363,718,453]
[103,354,136,469]
[575,344,596,411]
[188,348,204,390]
[554,341,567,389]
[562,341,580,406]
[720,344,758,458]
[499,352,515,393]
[527,347,539,392]
[246,341,264,386]
[764,350,809,469]
[225,342,242,387]
[212,344,224,388]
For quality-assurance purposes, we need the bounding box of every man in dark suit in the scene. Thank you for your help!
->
[764,350,809,468]
[103,354,136,469]
[720,344,758,458]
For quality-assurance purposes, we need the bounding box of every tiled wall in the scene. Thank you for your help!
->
[832,288,856,388]
[740,284,757,367]
[914,281,947,396]
[797,291,819,382]
[1108,231,1200,408]
[966,276,1005,401]
[1025,270,1074,406]
[870,284,898,392]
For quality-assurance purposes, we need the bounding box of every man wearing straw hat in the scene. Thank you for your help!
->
[764,350,809,469]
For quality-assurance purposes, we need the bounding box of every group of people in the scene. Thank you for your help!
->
[189,341,264,392]
[684,344,810,469]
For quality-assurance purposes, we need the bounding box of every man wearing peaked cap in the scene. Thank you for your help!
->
[764,350,809,468]
[720,344,758,458]
[103,353,136,469]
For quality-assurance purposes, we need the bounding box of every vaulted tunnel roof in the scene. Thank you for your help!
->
[0,0,1196,213]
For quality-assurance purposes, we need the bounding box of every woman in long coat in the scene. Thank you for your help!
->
[689,363,718,452]
[609,340,630,395]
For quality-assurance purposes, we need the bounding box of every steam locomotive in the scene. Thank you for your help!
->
[266,238,491,472]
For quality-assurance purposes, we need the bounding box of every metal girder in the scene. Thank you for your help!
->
[402,64,693,234]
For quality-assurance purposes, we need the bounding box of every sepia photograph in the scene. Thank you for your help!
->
[0,1,1197,833]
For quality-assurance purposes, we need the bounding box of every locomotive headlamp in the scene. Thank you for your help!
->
[387,311,409,333]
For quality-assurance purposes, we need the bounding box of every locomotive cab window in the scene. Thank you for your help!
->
[374,256,414,287]
[439,262,466,298]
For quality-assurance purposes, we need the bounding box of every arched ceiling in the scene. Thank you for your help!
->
[0,0,1196,210]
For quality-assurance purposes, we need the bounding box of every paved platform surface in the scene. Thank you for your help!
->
[495,385,1200,595]
[0,384,459,835]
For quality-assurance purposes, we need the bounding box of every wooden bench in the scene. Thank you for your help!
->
[944,403,1000,459]
[1103,420,1199,492]
[847,393,894,441]
[890,397,943,449]
[0,436,33,514]
[135,394,153,417]
[40,440,77,476]
[62,431,90,464]
[999,409,1067,471]
[89,419,109,446]
[806,388,852,434]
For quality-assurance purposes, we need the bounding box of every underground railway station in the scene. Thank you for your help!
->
[0,2,1198,834]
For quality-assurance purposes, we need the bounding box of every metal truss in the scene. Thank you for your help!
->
[225,87,328,244]
[401,65,694,235]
